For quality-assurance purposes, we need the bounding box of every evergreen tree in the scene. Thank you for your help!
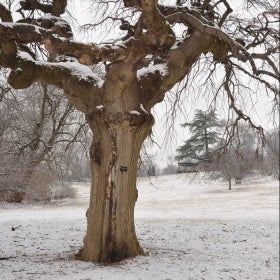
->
[176,110,221,162]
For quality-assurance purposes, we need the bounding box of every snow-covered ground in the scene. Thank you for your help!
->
[0,173,279,280]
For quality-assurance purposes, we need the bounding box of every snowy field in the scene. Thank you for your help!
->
[0,173,279,280]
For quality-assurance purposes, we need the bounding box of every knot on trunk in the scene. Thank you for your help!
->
[90,142,101,165]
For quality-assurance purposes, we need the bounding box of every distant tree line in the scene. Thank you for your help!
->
[175,109,279,188]
[1,87,278,202]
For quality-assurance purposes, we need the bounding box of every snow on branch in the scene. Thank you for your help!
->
[17,0,67,17]
[0,21,129,65]
[137,62,168,80]
[166,12,249,61]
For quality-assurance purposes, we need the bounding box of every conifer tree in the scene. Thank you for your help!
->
[176,110,221,162]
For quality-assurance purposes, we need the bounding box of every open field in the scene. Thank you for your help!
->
[0,173,279,279]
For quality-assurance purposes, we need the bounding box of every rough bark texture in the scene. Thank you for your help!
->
[77,111,154,263]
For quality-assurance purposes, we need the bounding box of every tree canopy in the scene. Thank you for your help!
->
[0,0,278,120]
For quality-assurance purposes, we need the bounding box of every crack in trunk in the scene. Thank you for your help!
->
[104,129,118,262]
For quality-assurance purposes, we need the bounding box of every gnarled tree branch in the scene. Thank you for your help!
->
[18,0,67,17]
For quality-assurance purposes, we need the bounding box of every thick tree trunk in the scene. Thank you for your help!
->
[77,111,154,263]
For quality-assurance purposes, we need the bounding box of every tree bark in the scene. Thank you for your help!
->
[77,110,154,263]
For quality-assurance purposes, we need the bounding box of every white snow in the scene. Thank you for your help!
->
[96,105,104,111]
[32,57,104,87]
[16,51,104,87]
[140,104,148,114]
[54,60,103,84]
[96,79,104,88]
[18,51,35,61]
[143,28,148,34]
[40,15,70,29]
[137,62,168,80]
[130,110,141,115]
[0,174,279,280]
[15,68,22,73]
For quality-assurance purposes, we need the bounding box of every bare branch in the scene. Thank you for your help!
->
[215,0,233,27]
[223,62,265,144]
[0,3,13,22]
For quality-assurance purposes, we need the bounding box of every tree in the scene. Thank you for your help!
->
[161,164,178,175]
[0,0,278,263]
[211,122,263,189]
[0,82,87,201]
[263,129,279,179]
[137,152,158,176]
[175,109,221,162]
[214,146,251,190]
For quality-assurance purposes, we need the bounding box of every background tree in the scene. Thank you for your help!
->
[137,153,158,177]
[0,0,278,263]
[0,81,88,202]
[161,164,178,175]
[213,147,251,190]
[175,109,221,162]
[211,122,263,189]
[262,129,279,179]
